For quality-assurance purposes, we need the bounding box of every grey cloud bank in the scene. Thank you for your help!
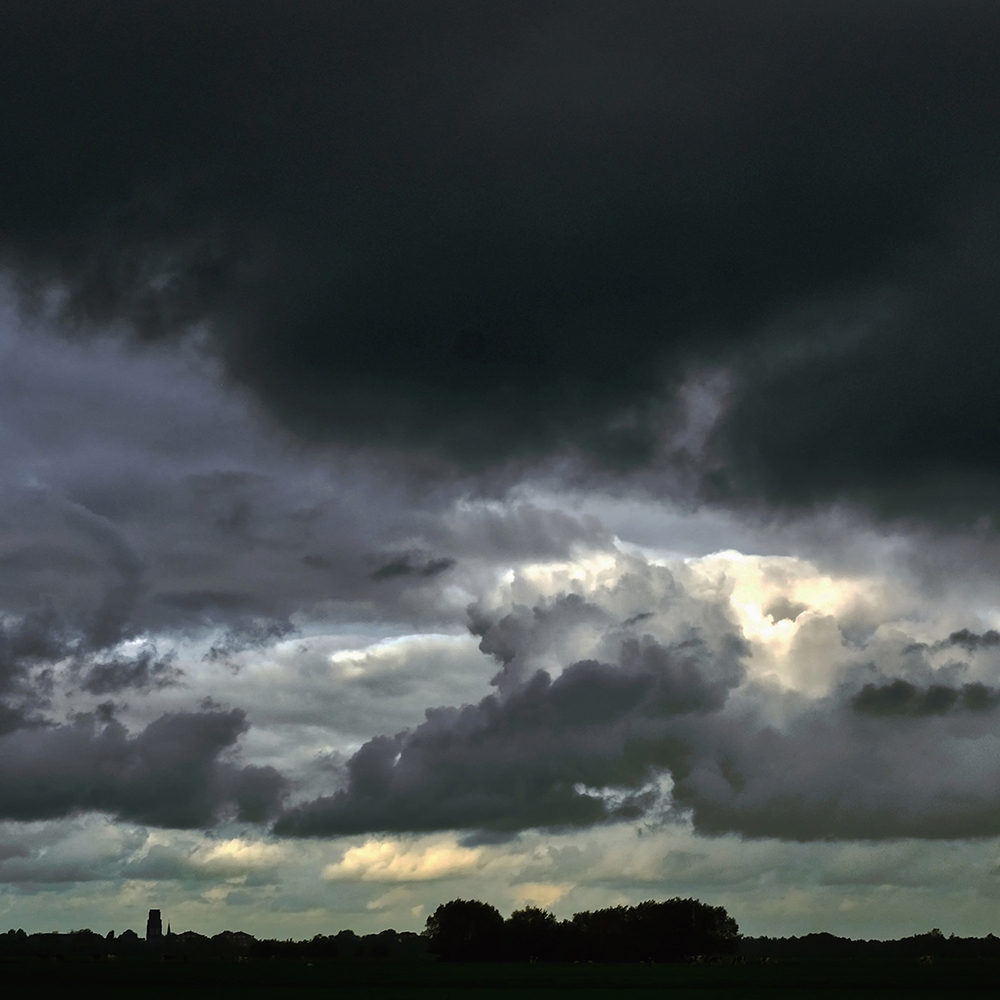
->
[0,709,285,827]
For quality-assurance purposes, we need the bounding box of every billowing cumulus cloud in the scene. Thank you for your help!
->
[276,550,1000,842]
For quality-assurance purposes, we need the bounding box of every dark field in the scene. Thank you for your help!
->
[2,960,1000,999]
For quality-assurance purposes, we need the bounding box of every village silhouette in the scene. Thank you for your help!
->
[1,897,999,966]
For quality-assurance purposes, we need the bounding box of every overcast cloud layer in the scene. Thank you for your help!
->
[1,1,1000,939]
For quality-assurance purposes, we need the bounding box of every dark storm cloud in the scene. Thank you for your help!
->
[0,492,179,704]
[280,649,1000,840]
[715,212,1000,516]
[853,679,958,717]
[3,1,1000,506]
[203,618,296,666]
[942,629,1000,652]
[276,572,747,836]
[370,554,456,581]
[851,679,1000,716]
[0,322,617,658]
[0,708,286,827]
[430,504,614,562]
[469,592,615,695]
[61,503,145,650]
[666,699,1000,841]
[276,610,748,837]
[78,650,182,695]
[0,518,288,830]
[0,609,70,731]
[0,491,151,676]
[0,610,65,692]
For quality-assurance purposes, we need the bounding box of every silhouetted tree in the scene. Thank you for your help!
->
[569,905,632,962]
[504,906,560,962]
[425,899,504,961]
[569,899,739,962]
[630,899,739,961]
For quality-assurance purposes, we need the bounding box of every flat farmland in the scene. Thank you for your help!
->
[1,959,999,999]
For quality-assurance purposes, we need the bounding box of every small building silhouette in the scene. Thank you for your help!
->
[146,909,163,941]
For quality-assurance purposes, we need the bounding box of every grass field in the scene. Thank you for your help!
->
[3,957,1000,998]
[2,958,1000,998]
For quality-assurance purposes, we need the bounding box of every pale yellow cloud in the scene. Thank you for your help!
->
[322,838,485,882]
[327,634,472,679]
[482,545,899,698]
[366,886,413,910]
[682,550,891,695]
[191,838,286,872]
[514,552,622,601]
[511,882,572,908]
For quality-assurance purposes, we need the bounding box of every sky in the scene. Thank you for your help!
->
[2,0,1000,940]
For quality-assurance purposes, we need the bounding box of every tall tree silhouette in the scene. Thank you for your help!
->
[425,899,504,962]
[504,906,560,962]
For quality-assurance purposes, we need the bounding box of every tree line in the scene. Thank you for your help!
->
[742,929,1000,963]
[0,926,427,962]
[426,897,738,963]
[0,897,737,964]
[8,898,996,965]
